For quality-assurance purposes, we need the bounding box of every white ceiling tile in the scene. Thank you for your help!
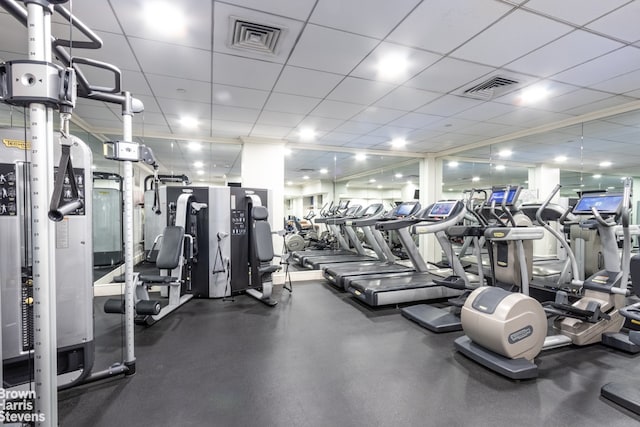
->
[423,117,479,133]
[454,102,517,122]
[523,0,630,26]
[591,69,640,95]
[212,2,305,64]
[264,93,321,115]
[318,132,358,144]
[130,111,166,126]
[505,30,623,77]
[542,89,613,113]
[387,0,512,54]
[388,113,443,129]
[334,121,381,135]
[250,124,292,139]
[405,58,494,93]
[212,84,270,110]
[563,95,636,115]
[212,105,261,123]
[257,111,305,127]
[489,108,572,127]
[274,66,344,98]
[587,1,640,43]
[111,0,211,49]
[345,135,389,147]
[327,77,396,105]
[458,122,525,138]
[134,95,162,113]
[311,100,366,120]
[146,74,211,103]
[374,86,441,111]
[288,24,379,75]
[156,99,211,121]
[130,38,211,81]
[212,119,253,135]
[451,10,573,67]
[310,0,420,39]
[552,46,640,87]
[351,107,406,125]
[212,53,283,90]
[223,0,317,21]
[416,95,483,116]
[350,42,442,84]
[490,79,577,106]
[368,126,417,139]
[296,116,345,132]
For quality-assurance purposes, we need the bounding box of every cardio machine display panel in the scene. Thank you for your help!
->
[395,201,418,217]
[488,186,521,206]
[428,201,456,218]
[572,193,623,215]
[362,204,381,216]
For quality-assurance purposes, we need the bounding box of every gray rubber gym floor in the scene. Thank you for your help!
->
[59,281,640,427]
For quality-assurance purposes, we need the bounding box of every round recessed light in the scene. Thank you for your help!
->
[593,174,602,179]
[391,138,406,148]
[377,185,382,189]
[299,127,317,142]
[196,170,204,175]
[369,178,376,183]
[188,141,201,151]
[472,176,480,182]
[554,155,567,163]
[599,161,612,168]
[287,181,293,186]
[355,153,366,161]
[495,165,506,171]
[193,161,204,168]
[180,116,199,128]
[498,149,512,158]
[320,168,328,174]
[395,173,403,178]
[376,53,409,80]
[448,161,459,168]
[303,175,309,180]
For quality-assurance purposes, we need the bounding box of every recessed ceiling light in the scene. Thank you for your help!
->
[599,161,612,167]
[448,188,453,192]
[299,127,316,142]
[520,85,550,104]
[554,155,567,163]
[472,176,480,182]
[498,149,512,158]
[395,173,403,178]
[369,178,376,183]
[193,161,204,168]
[355,153,366,161]
[495,165,506,171]
[199,178,205,182]
[180,116,199,128]
[287,181,293,186]
[593,174,602,179]
[377,53,409,80]
[406,180,412,185]
[144,2,186,37]
[377,185,383,189]
[448,161,459,168]
[283,148,292,156]
[188,141,201,151]
[303,175,309,180]
[607,186,615,190]
[320,168,328,174]
[196,170,204,175]
[391,138,406,148]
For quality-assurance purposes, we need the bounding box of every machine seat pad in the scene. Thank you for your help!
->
[139,274,177,284]
[259,265,281,275]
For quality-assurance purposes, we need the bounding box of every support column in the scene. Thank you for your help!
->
[528,164,561,257]
[241,139,285,254]
[402,181,418,202]
[419,157,442,263]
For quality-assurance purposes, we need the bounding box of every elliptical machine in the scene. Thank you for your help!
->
[454,180,637,379]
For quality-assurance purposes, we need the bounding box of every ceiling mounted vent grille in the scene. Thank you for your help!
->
[230,17,282,55]
[297,168,315,172]
[462,75,520,100]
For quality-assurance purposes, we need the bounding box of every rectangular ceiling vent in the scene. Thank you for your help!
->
[462,75,520,101]
[230,17,282,55]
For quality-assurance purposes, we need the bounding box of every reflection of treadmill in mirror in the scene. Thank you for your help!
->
[317,201,421,278]
[327,201,470,306]
[300,203,387,269]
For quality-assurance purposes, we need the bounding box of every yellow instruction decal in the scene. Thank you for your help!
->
[2,139,31,150]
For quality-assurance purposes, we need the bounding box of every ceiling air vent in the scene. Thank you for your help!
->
[297,168,315,173]
[230,17,282,55]
[462,75,520,101]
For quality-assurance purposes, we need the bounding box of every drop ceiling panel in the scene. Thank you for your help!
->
[51,0,122,33]
[416,95,483,116]
[591,69,640,94]
[344,135,389,148]
[374,86,441,112]
[318,132,359,144]
[212,84,270,109]
[130,38,211,81]
[264,93,321,115]
[369,125,416,140]
[156,98,211,123]
[523,0,630,27]
[273,66,344,98]
[405,58,494,94]
[135,95,162,113]
[310,100,366,120]
[333,121,381,135]
[224,0,317,21]
[287,24,379,75]
[211,119,253,135]
[387,0,512,54]
[564,95,636,115]
[351,107,406,125]
[386,113,442,129]
[327,77,396,105]
[74,103,120,121]
[490,108,572,127]
[111,0,211,49]
[551,46,640,87]
[454,101,517,122]
[211,105,261,123]
[505,30,623,78]
[250,124,292,138]
[541,89,613,113]
[211,53,283,90]
[587,1,640,43]
[310,0,420,39]
[212,2,305,63]
[131,111,167,126]
[146,74,211,103]
[257,110,305,127]
[296,116,344,132]
[451,10,573,67]
[350,42,442,84]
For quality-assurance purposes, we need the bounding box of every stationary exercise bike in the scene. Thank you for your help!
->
[455,180,638,379]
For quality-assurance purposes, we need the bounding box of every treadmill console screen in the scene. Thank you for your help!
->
[488,186,521,206]
[362,204,381,216]
[428,201,456,218]
[395,202,418,217]
[572,194,623,215]
[338,200,349,209]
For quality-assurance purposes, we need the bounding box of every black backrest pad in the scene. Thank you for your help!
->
[156,226,185,270]
[252,206,274,262]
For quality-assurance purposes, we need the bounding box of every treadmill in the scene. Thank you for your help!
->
[322,201,425,290]
[344,200,473,306]
[302,203,389,269]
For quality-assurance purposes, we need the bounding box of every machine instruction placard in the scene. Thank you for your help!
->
[0,163,17,216]
[231,209,247,235]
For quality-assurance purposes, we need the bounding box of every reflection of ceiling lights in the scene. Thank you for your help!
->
[377,185,382,189]
[607,186,615,190]
[472,176,480,182]
[554,155,567,163]
[355,153,366,161]
[406,180,412,185]
[196,170,204,175]
[599,161,612,167]
[284,148,292,156]
[495,165,506,171]
[287,181,293,185]
[520,85,550,104]
[377,53,409,80]
[395,173,403,178]
[303,176,309,180]
[299,127,316,141]
[448,188,453,191]
[593,174,602,179]
[448,161,459,168]
[498,149,511,158]
[144,2,186,37]
[188,141,201,151]
[180,116,199,128]
[193,161,204,168]
[369,178,376,183]
[391,138,406,148]
[320,168,328,174]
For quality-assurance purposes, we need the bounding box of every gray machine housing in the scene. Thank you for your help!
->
[0,128,93,387]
